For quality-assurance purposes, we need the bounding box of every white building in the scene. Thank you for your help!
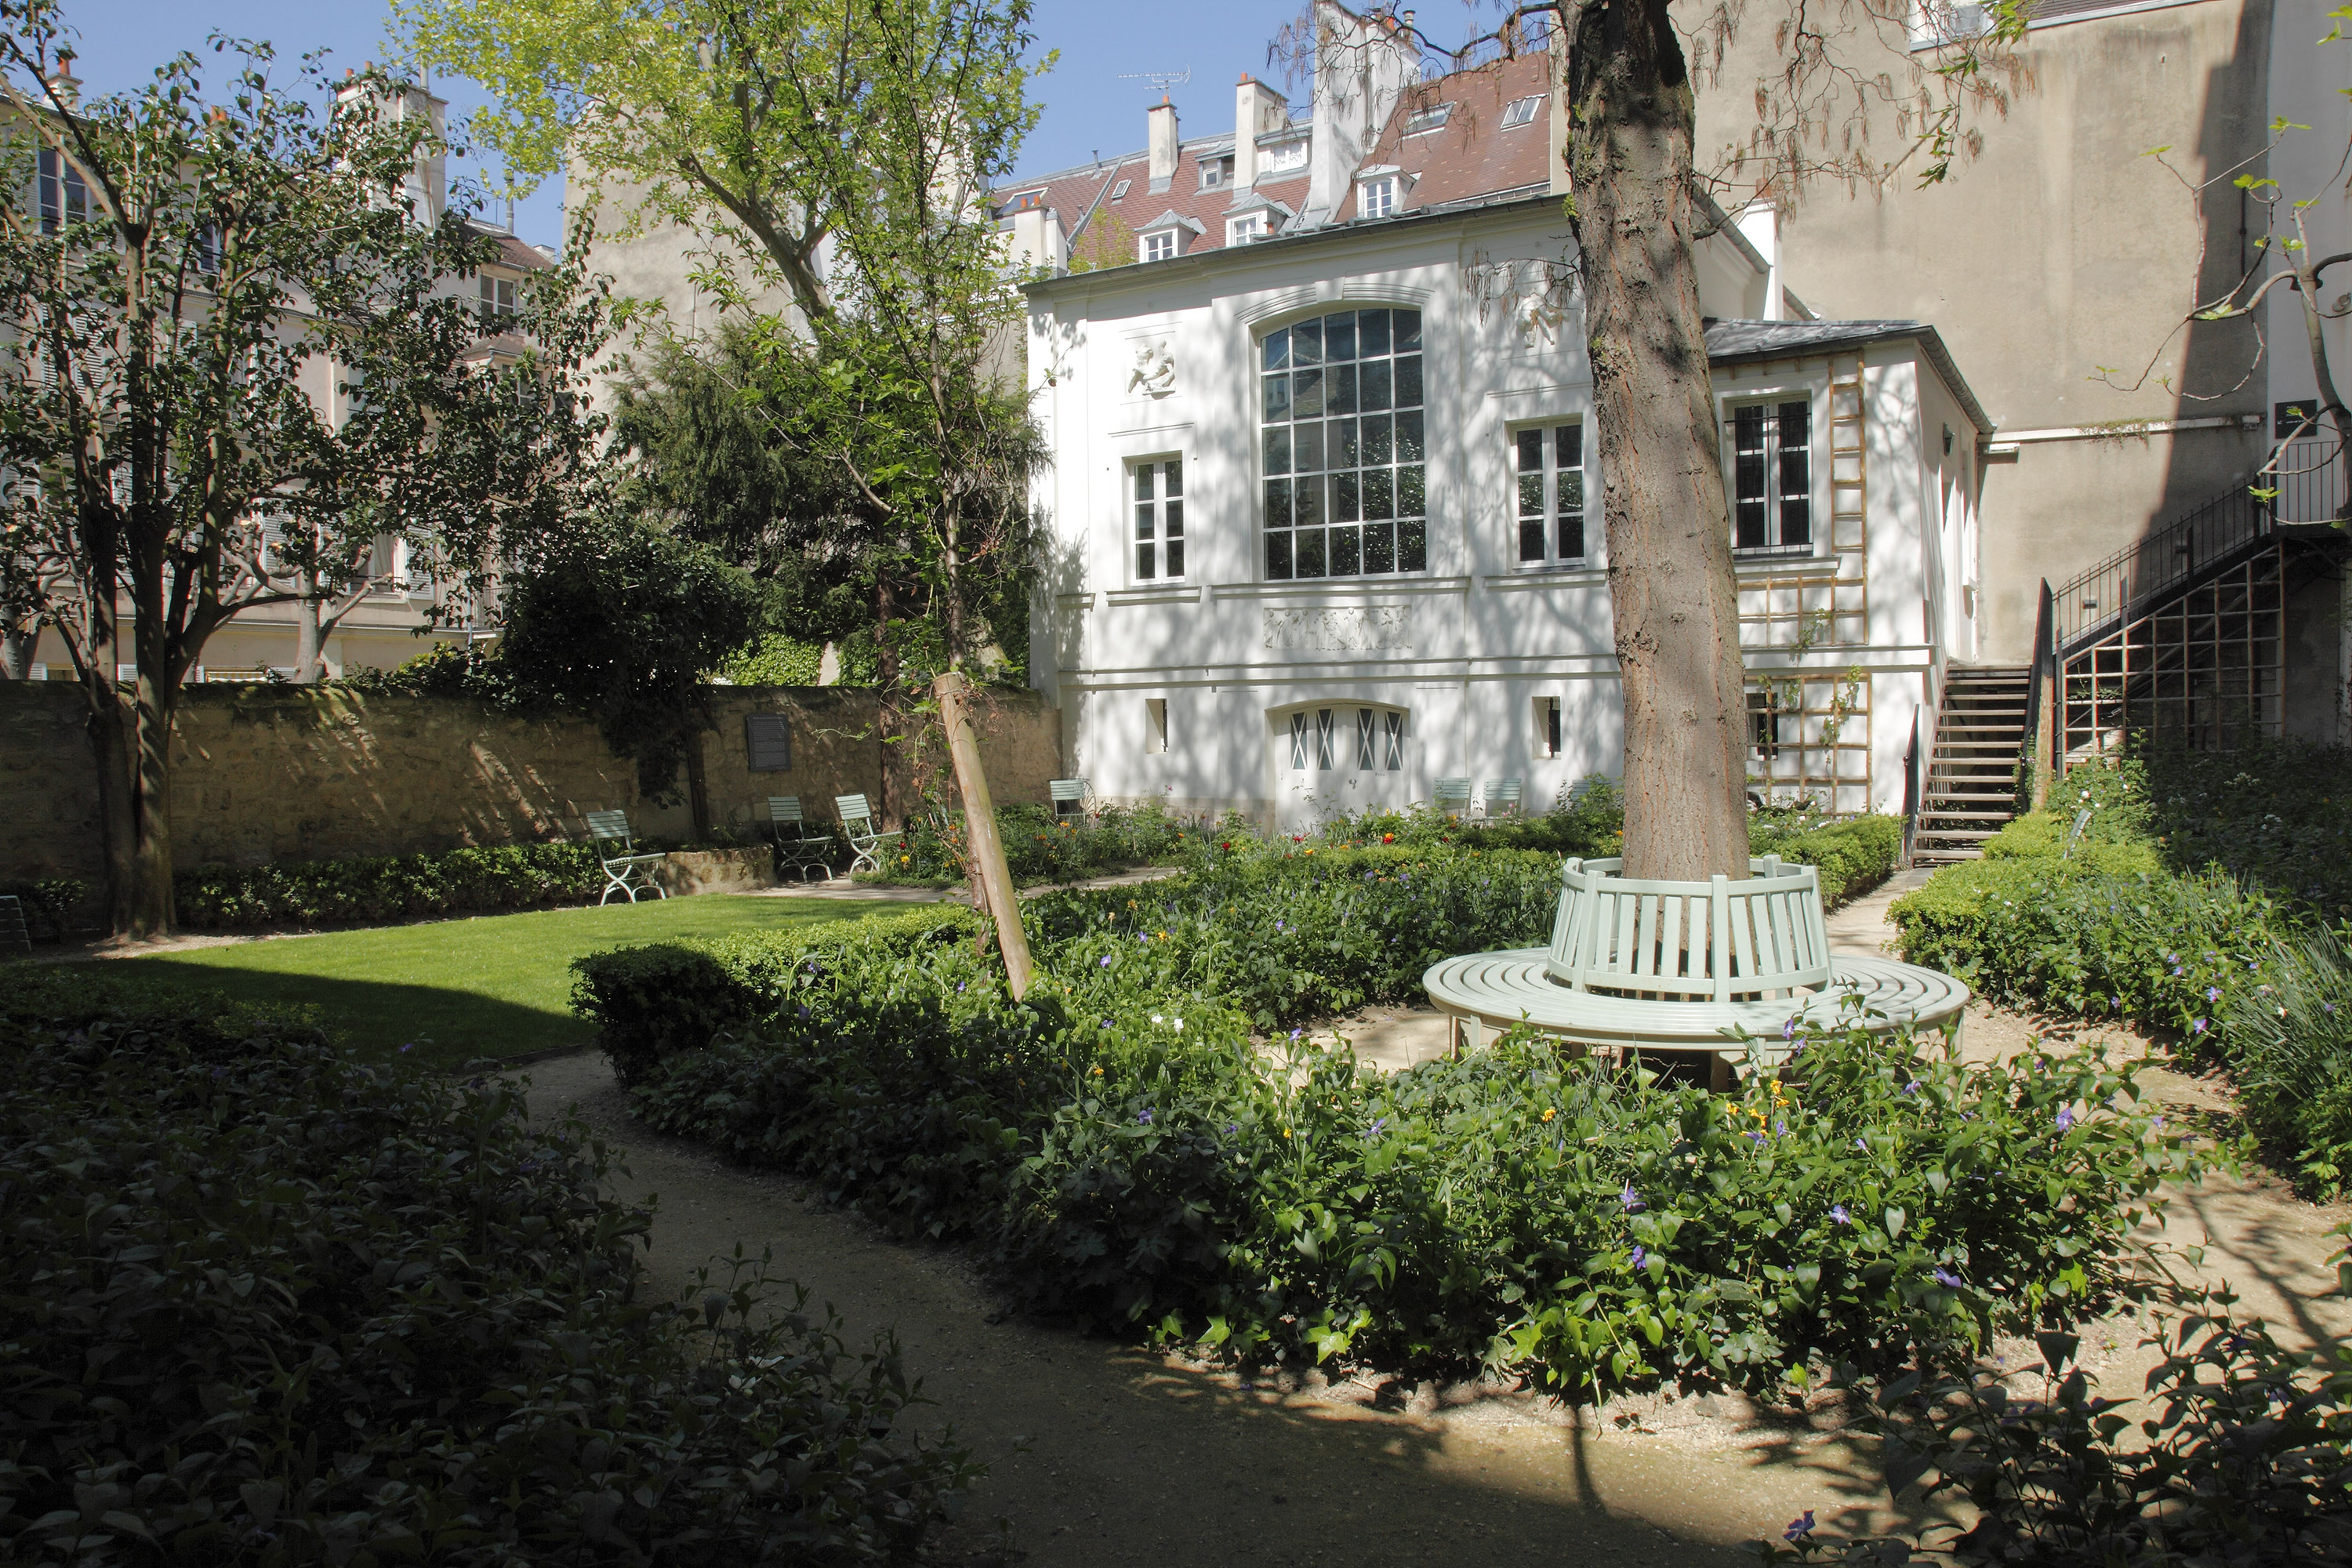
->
[1011,12,1990,832]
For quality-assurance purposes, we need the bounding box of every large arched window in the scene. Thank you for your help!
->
[1261,308,1425,579]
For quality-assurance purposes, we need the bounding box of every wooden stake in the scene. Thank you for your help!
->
[933,670,1034,1000]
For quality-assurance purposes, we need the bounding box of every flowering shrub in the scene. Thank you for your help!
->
[617,920,2199,1397]
[0,981,970,1565]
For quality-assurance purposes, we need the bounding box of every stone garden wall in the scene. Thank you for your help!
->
[0,682,1062,887]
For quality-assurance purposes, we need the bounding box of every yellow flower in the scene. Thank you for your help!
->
[1281,1127,1293,1138]
[1091,1065,1104,1076]
[1541,1107,1556,1122]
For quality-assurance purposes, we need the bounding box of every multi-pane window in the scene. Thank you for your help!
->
[1228,213,1267,245]
[1514,422,1587,565]
[480,275,517,319]
[1500,94,1544,129]
[1731,400,1813,553]
[1261,307,1425,579]
[1132,457,1184,580]
[1287,707,1405,771]
[1140,229,1177,263]
[37,148,87,234]
[1200,156,1232,190]
[1358,176,1396,219]
[1261,138,1308,175]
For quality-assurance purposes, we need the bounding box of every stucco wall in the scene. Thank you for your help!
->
[0,683,1060,887]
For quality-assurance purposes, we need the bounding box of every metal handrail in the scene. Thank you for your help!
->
[2052,437,2345,652]
[2021,579,2053,805]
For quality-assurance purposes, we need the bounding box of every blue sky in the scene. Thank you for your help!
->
[59,0,1406,248]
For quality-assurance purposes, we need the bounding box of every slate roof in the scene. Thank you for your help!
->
[1704,318,1994,434]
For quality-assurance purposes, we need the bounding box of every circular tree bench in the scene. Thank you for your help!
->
[1423,855,1968,1081]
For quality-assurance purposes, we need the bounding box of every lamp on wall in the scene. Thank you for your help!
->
[1941,423,1954,456]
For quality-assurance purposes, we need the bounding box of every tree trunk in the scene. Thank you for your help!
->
[2,626,31,680]
[85,679,139,936]
[293,579,328,683]
[1566,0,1751,882]
[936,670,1033,999]
[875,574,899,829]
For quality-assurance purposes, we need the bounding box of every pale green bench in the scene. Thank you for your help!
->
[1429,778,1472,818]
[1050,777,1091,820]
[586,809,667,905]
[1480,778,1524,819]
[765,795,836,884]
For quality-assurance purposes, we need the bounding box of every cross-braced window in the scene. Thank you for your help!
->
[1289,711,1309,770]
[1315,707,1335,770]
[1732,401,1813,553]
[1131,457,1184,580]
[1356,708,1377,769]
[1515,423,1587,565]
[1262,308,1426,579]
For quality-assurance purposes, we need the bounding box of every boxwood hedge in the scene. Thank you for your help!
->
[0,979,969,1566]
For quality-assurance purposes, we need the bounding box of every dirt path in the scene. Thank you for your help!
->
[518,1049,1926,1566]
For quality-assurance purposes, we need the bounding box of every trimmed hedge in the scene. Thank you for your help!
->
[175,842,608,929]
[0,979,969,1564]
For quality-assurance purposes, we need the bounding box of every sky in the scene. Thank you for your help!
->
[56,0,1434,248]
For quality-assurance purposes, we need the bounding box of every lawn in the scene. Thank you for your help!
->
[6,895,906,1069]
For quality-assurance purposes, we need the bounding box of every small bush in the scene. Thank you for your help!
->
[0,877,88,941]
[877,798,1196,887]
[0,989,968,1565]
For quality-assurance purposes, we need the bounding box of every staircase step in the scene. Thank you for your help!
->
[1917,809,2019,821]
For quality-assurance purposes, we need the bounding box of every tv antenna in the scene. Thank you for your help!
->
[1116,66,1191,98]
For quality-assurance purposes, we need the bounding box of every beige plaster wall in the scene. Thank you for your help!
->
[0,683,1060,888]
[1693,0,2274,664]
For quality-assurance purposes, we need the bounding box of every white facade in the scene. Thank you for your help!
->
[1024,196,1988,831]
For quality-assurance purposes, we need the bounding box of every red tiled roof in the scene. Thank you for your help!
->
[996,49,1555,267]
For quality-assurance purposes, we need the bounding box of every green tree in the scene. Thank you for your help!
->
[495,524,764,840]
[0,2,606,938]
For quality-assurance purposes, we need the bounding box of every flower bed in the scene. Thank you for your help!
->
[0,976,968,1564]
[575,851,2201,1399]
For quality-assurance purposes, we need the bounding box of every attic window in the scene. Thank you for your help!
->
[1500,94,1544,129]
[1403,103,1452,136]
[1141,229,1178,263]
[1200,155,1233,190]
[1358,176,1397,220]
[1229,212,1269,245]
[1260,137,1308,175]
[1110,180,1131,201]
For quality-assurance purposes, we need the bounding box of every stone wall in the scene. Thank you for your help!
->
[0,683,1062,887]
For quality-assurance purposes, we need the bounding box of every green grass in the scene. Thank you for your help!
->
[3,895,908,1069]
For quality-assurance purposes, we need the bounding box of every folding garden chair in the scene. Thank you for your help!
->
[1049,777,1091,821]
[1429,778,1472,819]
[834,793,903,876]
[586,810,667,905]
[1479,779,1524,819]
[765,796,837,884]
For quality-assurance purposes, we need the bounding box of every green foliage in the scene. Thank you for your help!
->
[498,525,765,805]
[724,631,827,687]
[335,641,528,706]
[879,799,1196,886]
[176,843,605,930]
[2129,739,2352,919]
[0,877,87,941]
[580,851,2198,1397]
[1751,1308,2352,1565]
[0,989,969,1565]
[2225,924,2352,1196]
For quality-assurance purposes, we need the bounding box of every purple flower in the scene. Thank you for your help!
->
[1100,955,1113,967]
[1933,1267,1964,1288]
[1138,1109,1154,1125]
[1830,1204,1850,1225]
[2193,1018,2208,1033]
[1901,1080,1919,1096]
[2207,985,2221,1002]
[1781,1017,1798,1040]
[399,1043,415,1054]
[1856,1137,1870,1152]
[1784,1511,1817,1543]
[957,981,967,993]
[1224,1121,1239,1134]
[1365,1117,1389,1139]
[1629,1246,1647,1270]
[2055,1106,2075,1131]
[1620,1182,1644,1213]
[1275,920,1285,931]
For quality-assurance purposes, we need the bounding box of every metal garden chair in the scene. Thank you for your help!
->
[834,793,903,876]
[765,796,837,884]
[586,810,667,905]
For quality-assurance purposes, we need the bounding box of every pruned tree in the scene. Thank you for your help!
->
[1284,0,2027,880]
[0,1,607,937]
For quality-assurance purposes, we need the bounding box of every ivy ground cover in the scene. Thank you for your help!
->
[9,894,902,1069]
[577,845,2201,1400]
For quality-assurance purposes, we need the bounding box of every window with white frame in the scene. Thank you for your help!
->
[1261,307,1425,579]
[1730,399,1813,553]
[1358,176,1396,219]
[1909,0,1991,48]
[1536,695,1563,758]
[1500,94,1544,129]
[1286,706,1404,771]
[480,274,517,319]
[1131,456,1185,580]
[1228,212,1268,245]
[1513,422,1588,566]
[1140,228,1177,263]
[1403,103,1452,136]
[1260,137,1308,176]
[37,147,87,234]
[1200,156,1232,190]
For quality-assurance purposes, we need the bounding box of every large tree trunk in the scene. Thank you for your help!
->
[128,577,176,939]
[293,580,328,684]
[875,573,899,829]
[85,678,139,936]
[683,726,713,842]
[1566,0,1751,882]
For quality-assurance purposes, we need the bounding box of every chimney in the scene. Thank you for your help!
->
[1147,97,1180,194]
[1300,0,1416,229]
[1233,74,1289,191]
[45,46,79,107]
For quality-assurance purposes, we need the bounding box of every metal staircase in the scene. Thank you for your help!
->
[1912,666,2033,863]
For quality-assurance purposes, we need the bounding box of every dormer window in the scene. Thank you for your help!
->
[1141,229,1178,263]
[1228,212,1268,245]
[1403,103,1452,136]
[1500,94,1544,129]
[1259,136,1308,176]
[1199,155,1233,190]
[1358,176,1397,220]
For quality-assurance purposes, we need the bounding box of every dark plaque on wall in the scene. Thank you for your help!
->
[746,713,792,771]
